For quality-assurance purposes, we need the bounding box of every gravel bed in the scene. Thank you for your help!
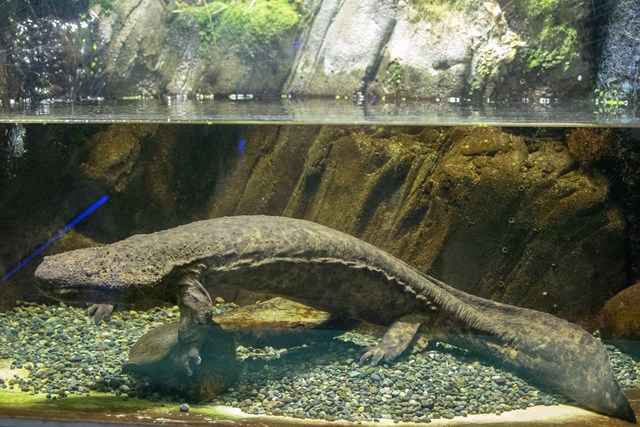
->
[217,343,563,423]
[0,301,181,399]
[1,301,640,424]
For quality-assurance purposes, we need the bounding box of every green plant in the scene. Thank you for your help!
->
[218,0,302,57]
[518,0,580,73]
[526,0,558,16]
[522,18,578,72]
[173,0,305,59]
[388,60,404,87]
[407,0,470,24]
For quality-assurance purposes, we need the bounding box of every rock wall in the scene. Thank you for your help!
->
[90,0,593,99]
[285,0,528,98]
[284,0,398,96]
[0,0,597,101]
[93,0,307,97]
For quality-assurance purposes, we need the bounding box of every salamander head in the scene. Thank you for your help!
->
[35,245,166,304]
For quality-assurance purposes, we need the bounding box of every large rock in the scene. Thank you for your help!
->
[285,0,397,95]
[285,0,525,98]
[598,284,640,340]
[97,0,179,96]
[94,0,306,97]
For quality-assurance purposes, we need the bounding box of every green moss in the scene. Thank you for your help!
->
[518,0,580,73]
[88,0,113,12]
[387,59,404,88]
[407,0,469,24]
[525,0,558,16]
[220,0,301,54]
[174,0,307,58]
[522,18,578,72]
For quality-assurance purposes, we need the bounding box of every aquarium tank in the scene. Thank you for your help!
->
[1,0,640,426]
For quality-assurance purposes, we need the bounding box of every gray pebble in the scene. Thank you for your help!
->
[491,376,507,385]
[2,302,640,424]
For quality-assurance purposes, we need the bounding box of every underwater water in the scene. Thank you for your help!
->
[0,118,639,427]
[2,0,640,425]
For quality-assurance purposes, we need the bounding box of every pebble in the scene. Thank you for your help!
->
[2,302,640,424]
[491,376,507,385]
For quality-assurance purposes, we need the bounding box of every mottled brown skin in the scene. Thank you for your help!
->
[35,215,635,422]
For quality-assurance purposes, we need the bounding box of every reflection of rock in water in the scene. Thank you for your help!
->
[7,124,26,160]
[1,124,27,173]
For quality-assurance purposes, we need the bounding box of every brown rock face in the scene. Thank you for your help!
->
[209,126,626,321]
[81,124,158,192]
[598,284,640,340]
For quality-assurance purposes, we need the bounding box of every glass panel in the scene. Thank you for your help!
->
[1,1,639,426]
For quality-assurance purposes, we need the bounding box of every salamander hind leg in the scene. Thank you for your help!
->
[361,317,423,366]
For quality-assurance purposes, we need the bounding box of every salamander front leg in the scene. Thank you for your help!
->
[87,304,114,325]
[174,264,216,376]
[361,318,422,365]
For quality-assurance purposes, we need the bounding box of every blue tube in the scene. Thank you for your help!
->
[2,195,109,281]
